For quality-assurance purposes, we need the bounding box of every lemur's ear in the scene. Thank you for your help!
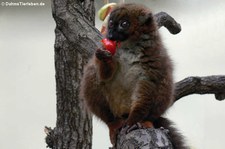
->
[139,12,153,25]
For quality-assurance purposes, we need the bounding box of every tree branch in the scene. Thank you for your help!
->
[175,75,225,101]
[154,12,181,34]
[44,126,55,148]
[114,124,173,149]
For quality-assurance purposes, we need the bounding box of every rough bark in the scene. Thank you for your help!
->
[175,75,225,101]
[45,0,225,148]
[113,124,173,149]
[46,0,99,149]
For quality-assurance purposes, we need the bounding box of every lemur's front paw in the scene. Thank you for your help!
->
[95,48,112,61]
[108,120,125,145]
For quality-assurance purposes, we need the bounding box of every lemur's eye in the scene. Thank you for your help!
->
[120,20,130,29]
[108,20,114,28]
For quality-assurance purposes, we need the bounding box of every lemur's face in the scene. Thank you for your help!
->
[106,9,130,41]
[106,4,155,42]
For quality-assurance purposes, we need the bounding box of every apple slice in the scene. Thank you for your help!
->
[98,3,117,21]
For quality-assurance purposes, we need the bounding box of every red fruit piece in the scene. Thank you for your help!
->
[101,38,117,55]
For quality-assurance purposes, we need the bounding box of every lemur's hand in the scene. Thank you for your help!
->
[95,48,112,61]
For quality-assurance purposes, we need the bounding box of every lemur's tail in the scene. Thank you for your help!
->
[154,117,189,149]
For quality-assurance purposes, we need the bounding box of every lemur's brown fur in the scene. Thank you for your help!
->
[80,3,187,148]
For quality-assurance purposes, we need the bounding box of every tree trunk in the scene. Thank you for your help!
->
[45,1,225,148]
[46,0,101,148]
